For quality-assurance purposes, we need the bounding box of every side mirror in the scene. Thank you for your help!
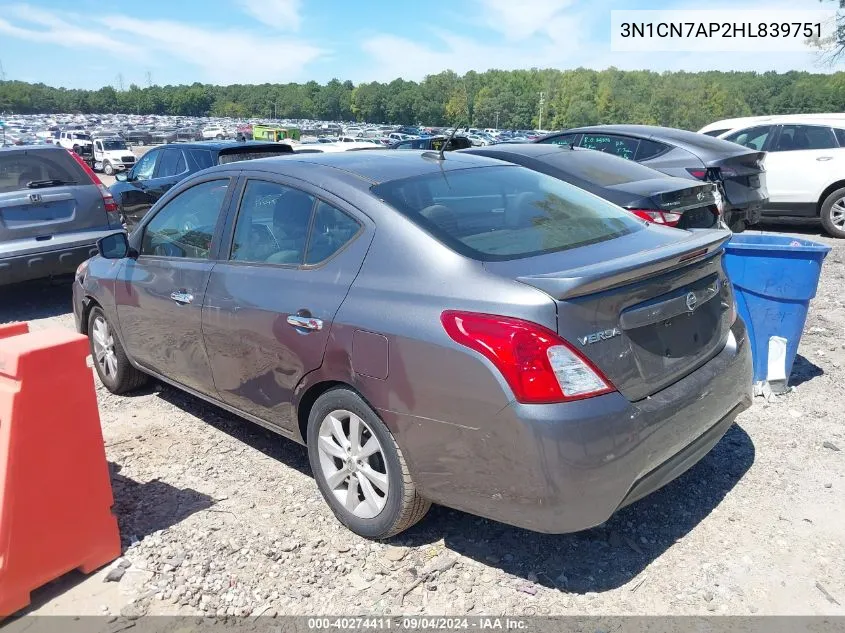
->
[115,171,128,182]
[97,232,135,259]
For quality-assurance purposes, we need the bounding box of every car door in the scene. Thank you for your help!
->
[115,175,234,395]
[118,147,163,227]
[202,174,373,434]
[759,124,841,213]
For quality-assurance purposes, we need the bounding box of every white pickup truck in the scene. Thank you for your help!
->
[57,130,94,154]
[91,137,136,175]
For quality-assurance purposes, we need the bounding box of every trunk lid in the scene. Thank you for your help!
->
[705,149,767,208]
[484,227,735,401]
[0,148,108,243]
[608,178,719,229]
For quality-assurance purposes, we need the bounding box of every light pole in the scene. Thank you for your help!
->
[495,111,499,129]
[538,92,545,131]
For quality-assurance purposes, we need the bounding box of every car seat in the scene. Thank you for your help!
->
[266,191,314,264]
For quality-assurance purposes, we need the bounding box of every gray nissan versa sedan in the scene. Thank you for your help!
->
[72,150,753,539]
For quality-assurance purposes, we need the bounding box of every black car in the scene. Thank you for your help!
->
[461,144,720,229]
[389,135,472,151]
[537,125,768,231]
[110,141,294,228]
[121,130,153,145]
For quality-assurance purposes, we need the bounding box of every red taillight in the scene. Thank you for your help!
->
[686,168,707,180]
[440,311,615,404]
[628,209,682,227]
[67,150,119,215]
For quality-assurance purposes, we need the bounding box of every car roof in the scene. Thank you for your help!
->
[0,144,67,154]
[157,140,284,152]
[229,148,506,186]
[699,114,845,134]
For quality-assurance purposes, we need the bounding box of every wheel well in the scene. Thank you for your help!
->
[817,180,845,215]
[80,297,101,335]
[296,380,346,444]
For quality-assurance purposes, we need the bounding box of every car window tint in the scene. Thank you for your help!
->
[141,179,229,259]
[537,133,577,146]
[133,149,159,181]
[372,165,641,262]
[635,139,668,161]
[581,134,638,160]
[835,128,845,147]
[230,180,315,265]
[724,126,772,151]
[773,125,837,151]
[157,149,186,178]
[305,202,361,264]
[539,148,670,186]
[188,149,214,170]
[0,151,83,193]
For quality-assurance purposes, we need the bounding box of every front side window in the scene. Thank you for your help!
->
[724,126,772,151]
[372,165,641,261]
[132,149,160,181]
[230,180,315,265]
[581,134,638,160]
[141,179,229,259]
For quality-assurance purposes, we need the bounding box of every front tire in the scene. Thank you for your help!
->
[215,134,223,140]
[103,161,114,176]
[820,187,845,238]
[307,388,430,539]
[87,306,148,394]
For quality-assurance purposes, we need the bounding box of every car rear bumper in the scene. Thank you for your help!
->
[0,232,111,286]
[388,318,753,534]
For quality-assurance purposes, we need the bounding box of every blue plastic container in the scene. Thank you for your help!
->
[723,234,831,389]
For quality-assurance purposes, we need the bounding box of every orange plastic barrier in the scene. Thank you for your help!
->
[0,322,120,616]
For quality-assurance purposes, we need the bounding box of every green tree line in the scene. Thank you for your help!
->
[2,68,845,131]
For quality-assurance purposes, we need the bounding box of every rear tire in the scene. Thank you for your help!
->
[307,388,430,539]
[820,187,845,238]
[87,306,148,395]
[215,134,223,140]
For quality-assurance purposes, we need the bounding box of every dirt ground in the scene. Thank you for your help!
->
[1,215,843,620]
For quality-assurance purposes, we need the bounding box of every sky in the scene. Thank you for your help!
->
[0,0,841,89]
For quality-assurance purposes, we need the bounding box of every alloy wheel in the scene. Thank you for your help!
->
[316,409,389,519]
[92,316,118,379]
[831,198,845,229]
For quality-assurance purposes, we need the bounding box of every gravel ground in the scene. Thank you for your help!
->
[1,224,843,619]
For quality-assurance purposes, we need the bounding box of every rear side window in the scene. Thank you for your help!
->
[835,128,845,147]
[635,139,669,160]
[0,150,84,193]
[581,134,638,160]
[773,125,837,151]
[188,149,214,170]
[305,202,361,264]
[230,180,315,265]
[372,165,641,261]
[141,179,229,259]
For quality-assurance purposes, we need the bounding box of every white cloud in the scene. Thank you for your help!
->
[238,0,302,31]
[476,0,576,41]
[0,3,326,85]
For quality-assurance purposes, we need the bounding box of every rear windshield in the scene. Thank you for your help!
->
[217,149,293,165]
[372,165,641,261]
[537,148,667,186]
[0,150,86,193]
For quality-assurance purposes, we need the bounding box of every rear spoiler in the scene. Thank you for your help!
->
[517,229,731,300]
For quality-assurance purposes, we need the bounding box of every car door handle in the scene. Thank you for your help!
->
[170,291,194,305]
[287,315,323,331]
[817,156,833,161]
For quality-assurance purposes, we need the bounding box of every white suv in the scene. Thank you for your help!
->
[201,126,227,140]
[699,115,845,237]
